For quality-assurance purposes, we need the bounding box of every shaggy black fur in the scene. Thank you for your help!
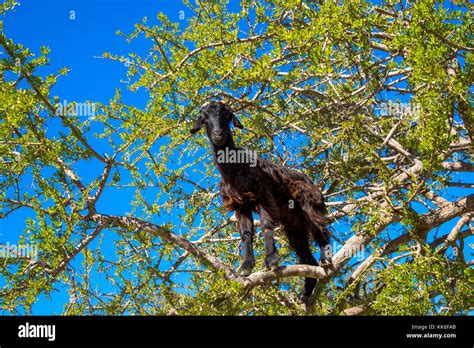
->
[190,101,332,303]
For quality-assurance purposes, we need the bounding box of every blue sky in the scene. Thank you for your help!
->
[1,0,472,314]
[3,0,189,105]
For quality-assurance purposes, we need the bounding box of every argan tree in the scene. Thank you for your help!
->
[0,0,472,315]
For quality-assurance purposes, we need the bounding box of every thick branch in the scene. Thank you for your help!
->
[441,162,474,172]
[416,194,474,235]
[244,264,330,286]
[436,213,472,254]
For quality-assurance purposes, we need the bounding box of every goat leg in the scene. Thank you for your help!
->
[263,228,279,271]
[236,210,255,276]
[239,230,255,276]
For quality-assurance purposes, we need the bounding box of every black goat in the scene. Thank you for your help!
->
[190,101,332,303]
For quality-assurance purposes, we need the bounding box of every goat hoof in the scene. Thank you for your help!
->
[239,258,255,276]
[264,253,279,271]
[320,258,333,267]
[240,268,252,277]
[265,263,279,271]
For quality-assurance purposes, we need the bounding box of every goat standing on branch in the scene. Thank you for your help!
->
[190,101,333,303]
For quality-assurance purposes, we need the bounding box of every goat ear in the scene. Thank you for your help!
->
[223,104,244,129]
[190,114,204,134]
[232,115,244,129]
